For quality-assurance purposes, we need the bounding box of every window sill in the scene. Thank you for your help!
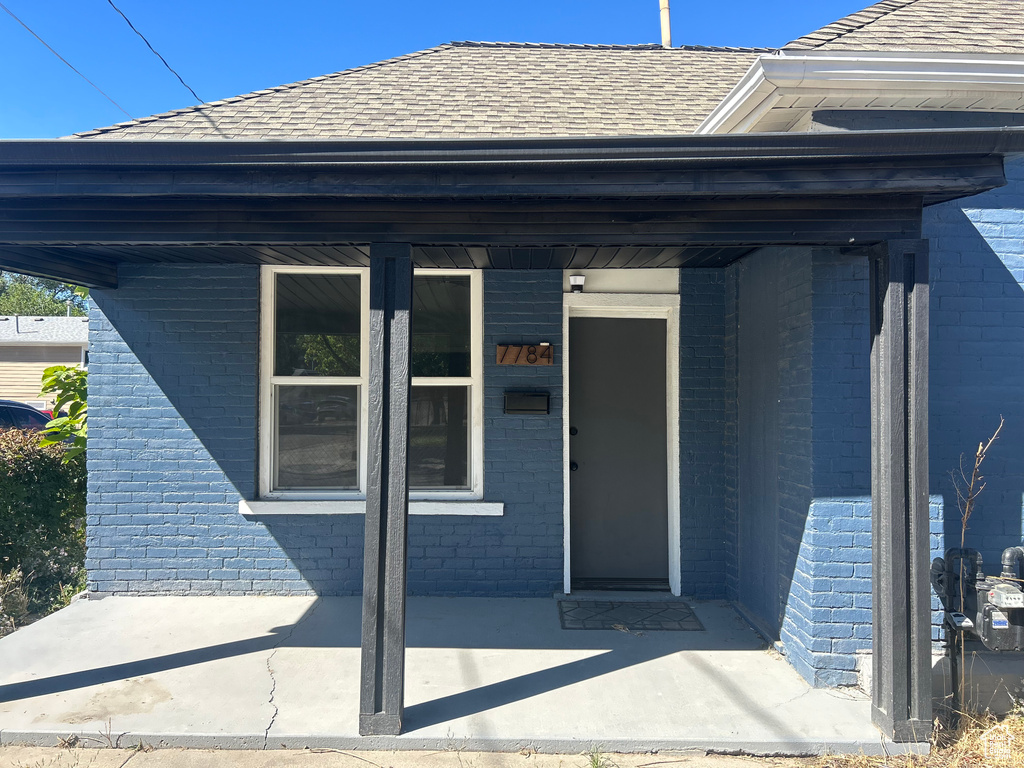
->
[239,500,504,518]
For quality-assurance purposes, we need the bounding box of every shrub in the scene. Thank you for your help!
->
[0,429,86,628]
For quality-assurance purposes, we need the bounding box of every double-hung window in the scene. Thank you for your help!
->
[259,266,483,501]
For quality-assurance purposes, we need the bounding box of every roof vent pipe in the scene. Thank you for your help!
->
[660,0,672,48]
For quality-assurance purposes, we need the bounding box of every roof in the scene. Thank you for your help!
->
[71,42,765,140]
[785,0,1024,54]
[0,316,89,345]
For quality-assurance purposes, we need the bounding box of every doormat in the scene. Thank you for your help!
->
[557,600,705,631]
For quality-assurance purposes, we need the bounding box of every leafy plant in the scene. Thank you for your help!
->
[39,364,87,460]
[0,429,86,625]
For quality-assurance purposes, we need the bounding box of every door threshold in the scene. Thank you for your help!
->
[570,578,671,592]
[557,589,681,602]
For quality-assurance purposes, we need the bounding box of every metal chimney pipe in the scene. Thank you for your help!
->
[660,0,671,48]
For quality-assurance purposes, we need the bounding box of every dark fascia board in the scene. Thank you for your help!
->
[0,127,1021,202]
[5,127,1024,167]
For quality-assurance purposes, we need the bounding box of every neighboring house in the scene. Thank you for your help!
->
[2,0,1024,743]
[0,315,88,409]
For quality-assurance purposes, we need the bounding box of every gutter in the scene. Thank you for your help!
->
[697,51,1024,135]
[3,127,1024,175]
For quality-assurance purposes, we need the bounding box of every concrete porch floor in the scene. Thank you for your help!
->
[0,596,905,755]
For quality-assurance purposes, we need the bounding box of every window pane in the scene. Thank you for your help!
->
[275,385,359,489]
[410,386,469,489]
[412,276,471,377]
[275,274,360,377]
[12,407,48,430]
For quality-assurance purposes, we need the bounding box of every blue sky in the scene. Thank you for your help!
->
[1,1,870,139]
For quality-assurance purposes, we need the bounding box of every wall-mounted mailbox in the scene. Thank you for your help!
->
[504,391,550,415]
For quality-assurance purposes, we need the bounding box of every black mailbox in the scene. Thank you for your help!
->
[504,391,549,415]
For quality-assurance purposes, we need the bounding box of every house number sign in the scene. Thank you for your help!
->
[496,343,554,365]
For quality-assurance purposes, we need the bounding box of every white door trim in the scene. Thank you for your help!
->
[562,292,682,596]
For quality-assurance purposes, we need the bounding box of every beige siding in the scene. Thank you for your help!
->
[0,347,83,408]
[0,346,83,364]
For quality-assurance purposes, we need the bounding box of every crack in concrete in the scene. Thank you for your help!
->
[262,598,323,750]
[772,687,815,710]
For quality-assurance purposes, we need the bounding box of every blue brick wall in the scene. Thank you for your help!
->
[722,267,739,601]
[479,270,564,594]
[88,264,276,594]
[779,253,873,686]
[88,265,563,597]
[678,269,733,599]
[734,246,814,642]
[733,248,878,686]
[927,153,1024,569]
[774,248,817,677]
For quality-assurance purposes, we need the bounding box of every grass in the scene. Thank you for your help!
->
[581,748,617,768]
[817,709,1024,768]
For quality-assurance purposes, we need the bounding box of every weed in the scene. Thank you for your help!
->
[581,747,617,768]
[816,708,1024,767]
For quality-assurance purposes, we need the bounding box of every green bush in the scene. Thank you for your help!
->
[0,429,86,629]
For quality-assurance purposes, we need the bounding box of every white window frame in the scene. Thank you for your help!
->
[258,265,484,501]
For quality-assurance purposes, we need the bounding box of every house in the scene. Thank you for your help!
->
[0,315,88,409]
[1,0,1023,743]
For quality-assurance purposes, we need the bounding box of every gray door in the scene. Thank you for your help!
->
[569,317,669,588]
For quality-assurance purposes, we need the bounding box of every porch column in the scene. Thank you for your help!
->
[359,243,413,736]
[869,239,932,742]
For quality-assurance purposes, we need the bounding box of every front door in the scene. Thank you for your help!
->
[568,316,669,589]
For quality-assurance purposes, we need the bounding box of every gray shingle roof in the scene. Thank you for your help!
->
[72,42,766,140]
[786,0,1024,54]
[0,316,88,345]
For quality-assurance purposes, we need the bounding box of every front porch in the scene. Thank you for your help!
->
[6,129,1024,742]
[0,595,892,754]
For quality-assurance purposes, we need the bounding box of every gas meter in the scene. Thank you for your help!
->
[931,545,1024,652]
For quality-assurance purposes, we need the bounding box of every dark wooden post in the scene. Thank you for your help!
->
[869,239,932,743]
[359,243,413,736]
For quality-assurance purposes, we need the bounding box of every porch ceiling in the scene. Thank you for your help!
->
[1,128,1023,287]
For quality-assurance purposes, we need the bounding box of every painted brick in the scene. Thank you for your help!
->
[679,269,733,599]
[88,265,563,597]
[928,155,1024,579]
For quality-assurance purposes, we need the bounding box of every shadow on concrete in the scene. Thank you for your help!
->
[0,598,805,739]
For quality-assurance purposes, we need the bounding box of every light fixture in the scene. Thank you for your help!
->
[569,275,585,293]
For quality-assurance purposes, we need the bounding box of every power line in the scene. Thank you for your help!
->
[0,0,131,119]
[105,0,203,104]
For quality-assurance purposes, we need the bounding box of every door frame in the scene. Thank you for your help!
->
[562,292,682,596]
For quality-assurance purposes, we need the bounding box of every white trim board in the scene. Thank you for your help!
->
[240,500,504,517]
[698,51,1024,135]
[561,291,682,597]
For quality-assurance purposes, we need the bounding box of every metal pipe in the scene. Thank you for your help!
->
[1000,545,1024,578]
[660,0,671,48]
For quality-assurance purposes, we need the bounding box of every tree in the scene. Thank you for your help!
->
[0,272,87,316]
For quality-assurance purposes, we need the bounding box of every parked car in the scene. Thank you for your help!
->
[0,400,51,431]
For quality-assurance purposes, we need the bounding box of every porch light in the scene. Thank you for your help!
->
[569,274,585,293]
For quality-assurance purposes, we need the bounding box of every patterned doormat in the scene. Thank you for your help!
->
[558,600,705,631]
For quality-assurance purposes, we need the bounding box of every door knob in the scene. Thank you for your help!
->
[569,426,578,436]
[570,461,579,471]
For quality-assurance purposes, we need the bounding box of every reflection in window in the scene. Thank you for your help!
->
[275,385,359,489]
[412,276,471,377]
[275,274,360,377]
[410,386,469,489]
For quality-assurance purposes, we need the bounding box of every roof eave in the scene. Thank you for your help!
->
[697,51,1024,135]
